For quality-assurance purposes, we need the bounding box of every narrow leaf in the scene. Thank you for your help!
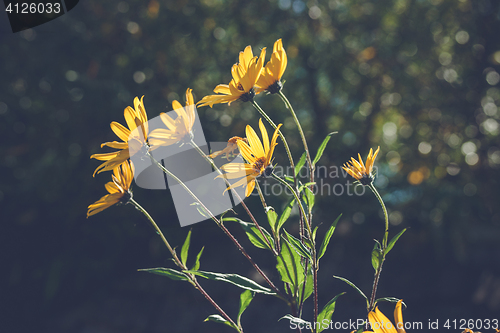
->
[298,182,316,193]
[333,276,368,303]
[276,237,304,295]
[297,266,314,304]
[295,152,307,175]
[304,187,315,212]
[181,230,191,267]
[185,270,275,295]
[317,292,345,333]
[313,132,337,166]
[266,208,278,232]
[191,246,204,271]
[375,297,404,305]
[223,217,274,251]
[204,314,238,330]
[283,229,312,261]
[138,267,189,281]
[277,199,295,233]
[237,290,254,328]
[279,314,311,327]
[384,228,407,256]
[371,247,383,271]
[318,214,341,262]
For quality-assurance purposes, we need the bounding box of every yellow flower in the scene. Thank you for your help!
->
[343,146,380,185]
[256,38,288,94]
[197,46,266,107]
[218,119,281,197]
[209,136,248,160]
[87,160,134,218]
[149,88,196,147]
[359,300,406,333]
[91,96,149,176]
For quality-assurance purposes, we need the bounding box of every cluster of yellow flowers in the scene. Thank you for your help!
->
[87,39,289,217]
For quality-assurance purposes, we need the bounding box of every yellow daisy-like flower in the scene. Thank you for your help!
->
[218,119,282,197]
[343,146,380,185]
[149,88,196,147]
[197,46,266,107]
[91,96,149,176]
[358,300,406,333]
[87,160,134,218]
[256,38,287,94]
[209,136,248,160]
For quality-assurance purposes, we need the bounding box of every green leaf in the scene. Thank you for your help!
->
[237,290,254,328]
[181,230,191,267]
[303,187,315,212]
[223,217,274,251]
[276,237,304,295]
[190,202,210,218]
[284,176,294,183]
[279,314,311,327]
[317,214,341,262]
[353,327,364,333]
[283,229,312,261]
[184,270,276,295]
[371,245,383,271]
[297,266,314,304]
[204,314,238,330]
[138,267,189,281]
[312,132,337,167]
[191,246,204,271]
[375,297,404,305]
[295,152,307,175]
[277,199,295,234]
[384,228,407,256]
[333,276,368,305]
[317,292,345,333]
[266,208,278,232]
[298,182,316,193]
[312,226,318,242]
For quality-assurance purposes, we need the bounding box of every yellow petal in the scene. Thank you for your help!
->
[246,124,265,159]
[245,178,256,197]
[259,119,270,154]
[110,121,131,142]
[394,300,405,333]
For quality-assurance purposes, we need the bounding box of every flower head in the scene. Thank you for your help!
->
[343,147,380,185]
[197,46,266,107]
[218,119,281,197]
[209,136,248,160]
[149,88,196,147]
[87,160,134,218]
[91,96,149,176]
[256,39,288,94]
[358,300,406,333]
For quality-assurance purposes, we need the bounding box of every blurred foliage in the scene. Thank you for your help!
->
[1,0,500,332]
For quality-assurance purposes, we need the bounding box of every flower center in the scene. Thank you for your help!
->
[239,88,256,102]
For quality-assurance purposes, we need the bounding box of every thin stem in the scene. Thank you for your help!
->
[129,198,240,331]
[251,100,306,241]
[255,179,268,210]
[367,183,389,312]
[148,149,286,300]
[271,173,311,238]
[278,91,313,180]
[368,183,389,249]
[189,140,277,256]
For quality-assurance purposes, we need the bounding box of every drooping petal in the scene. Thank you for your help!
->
[393,300,406,333]
[110,121,131,142]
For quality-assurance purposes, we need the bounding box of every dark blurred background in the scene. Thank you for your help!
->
[1,0,500,332]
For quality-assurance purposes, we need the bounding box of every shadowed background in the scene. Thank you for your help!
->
[1,0,500,332]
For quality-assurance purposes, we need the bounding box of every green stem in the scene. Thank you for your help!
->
[129,198,240,332]
[271,173,311,238]
[148,149,286,301]
[368,183,389,249]
[278,91,313,179]
[252,100,306,240]
[367,183,389,312]
[189,140,276,256]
